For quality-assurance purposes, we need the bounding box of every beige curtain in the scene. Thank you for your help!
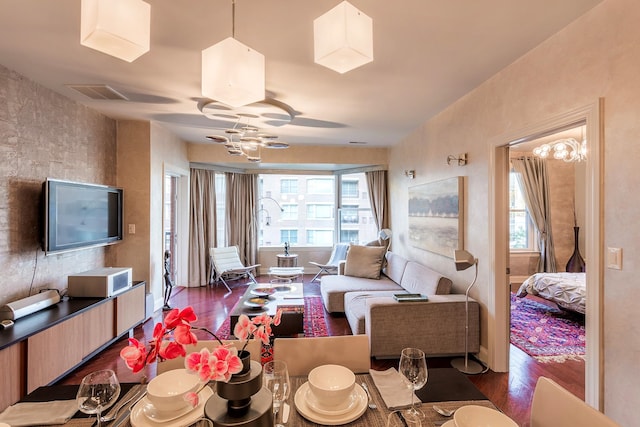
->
[365,170,389,230]
[188,168,217,286]
[225,172,258,266]
[512,157,557,273]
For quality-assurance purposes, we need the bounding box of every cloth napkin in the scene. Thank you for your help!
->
[369,368,418,410]
[0,400,78,426]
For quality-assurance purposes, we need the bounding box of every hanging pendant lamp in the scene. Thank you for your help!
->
[314,1,373,74]
[80,0,150,62]
[201,0,265,108]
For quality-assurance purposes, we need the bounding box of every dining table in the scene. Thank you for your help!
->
[12,373,499,427]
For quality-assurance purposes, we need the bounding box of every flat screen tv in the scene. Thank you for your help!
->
[43,178,123,254]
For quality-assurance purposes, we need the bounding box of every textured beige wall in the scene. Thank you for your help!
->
[188,143,388,168]
[116,121,151,288]
[0,65,117,305]
[389,0,639,423]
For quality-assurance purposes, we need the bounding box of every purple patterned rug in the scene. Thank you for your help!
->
[510,293,585,363]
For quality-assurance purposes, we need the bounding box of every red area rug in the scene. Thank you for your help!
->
[215,296,329,362]
[510,293,585,363]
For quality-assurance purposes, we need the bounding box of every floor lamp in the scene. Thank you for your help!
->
[450,249,484,374]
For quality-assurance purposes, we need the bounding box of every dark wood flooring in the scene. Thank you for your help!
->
[58,275,585,427]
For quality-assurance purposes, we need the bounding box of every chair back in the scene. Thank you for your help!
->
[327,243,349,266]
[530,377,620,427]
[210,246,246,272]
[272,335,370,376]
[157,339,261,375]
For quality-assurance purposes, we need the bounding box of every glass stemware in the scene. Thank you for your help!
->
[398,347,428,421]
[263,360,290,427]
[76,369,121,427]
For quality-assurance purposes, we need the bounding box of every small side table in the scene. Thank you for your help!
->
[277,253,298,267]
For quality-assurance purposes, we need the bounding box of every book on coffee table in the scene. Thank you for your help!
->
[393,293,428,302]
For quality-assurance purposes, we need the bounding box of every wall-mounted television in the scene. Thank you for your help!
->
[43,178,123,254]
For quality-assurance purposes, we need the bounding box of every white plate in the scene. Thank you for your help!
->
[130,386,213,427]
[294,382,367,425]
[305,386,358,416]
[454,405,518,427]
[441,420,457,427]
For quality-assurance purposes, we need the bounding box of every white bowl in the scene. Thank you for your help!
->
[307,364,355,407]
[454,405,518,427]
[146,369,202,413]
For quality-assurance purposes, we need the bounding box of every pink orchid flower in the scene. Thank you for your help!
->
[233,314,258,341]
[184,391,199,408]
[120,338,147,373]
[164,306,197,329]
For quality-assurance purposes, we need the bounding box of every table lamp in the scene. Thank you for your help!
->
[450,249,484,374]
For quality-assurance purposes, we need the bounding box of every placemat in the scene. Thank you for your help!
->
[416,368,488,403]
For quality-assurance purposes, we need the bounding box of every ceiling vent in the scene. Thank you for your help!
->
[66,84,128,101]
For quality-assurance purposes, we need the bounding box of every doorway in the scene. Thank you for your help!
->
[488,100,603,409]
[507,125,587,393]
[164,174,178,285]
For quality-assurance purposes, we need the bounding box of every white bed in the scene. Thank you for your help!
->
[516,272,586,314]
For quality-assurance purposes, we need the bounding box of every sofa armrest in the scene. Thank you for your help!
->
[364,294,480,358]
[337,260,346,275]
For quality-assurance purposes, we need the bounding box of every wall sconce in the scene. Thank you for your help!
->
[447,153,468,166]
[404,170,415,179]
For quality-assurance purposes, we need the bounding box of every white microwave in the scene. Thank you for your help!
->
[67,267,132,297]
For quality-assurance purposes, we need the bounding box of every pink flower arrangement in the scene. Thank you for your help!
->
[120,306,283,405]
[233,310,283,353]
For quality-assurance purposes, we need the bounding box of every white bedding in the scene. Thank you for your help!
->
[516,272,586,314]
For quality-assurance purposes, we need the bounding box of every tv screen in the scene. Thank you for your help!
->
[43,179,123,254]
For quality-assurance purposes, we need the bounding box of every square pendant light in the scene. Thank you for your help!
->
[314,1,373,74]
[201,37,265,108]
[80,0,150,62]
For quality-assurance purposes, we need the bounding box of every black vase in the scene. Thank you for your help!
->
[566,226,586,272]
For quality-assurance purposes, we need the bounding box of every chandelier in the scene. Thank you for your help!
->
[206,124,289,163]
[532,137,587,162]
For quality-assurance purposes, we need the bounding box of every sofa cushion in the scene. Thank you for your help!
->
[382,251,408,284]
[320,274,402,313]
[400,262,452,295]
[344,245,387,279]
[344,291,405,334]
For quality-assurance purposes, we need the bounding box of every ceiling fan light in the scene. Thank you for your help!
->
[263,141,290,149]
[206,135,229,143]
[80,0,150,62]
[314,1,373,74]
[202,37,265,108]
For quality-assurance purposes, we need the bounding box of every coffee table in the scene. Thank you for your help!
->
[230,282,305,337]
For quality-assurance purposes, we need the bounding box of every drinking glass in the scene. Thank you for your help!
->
[76,369,121,427]
[263,361,290,427]
[398,347,428,421]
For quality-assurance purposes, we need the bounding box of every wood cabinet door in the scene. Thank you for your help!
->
[116,285,146,336]
[0,343,23,411]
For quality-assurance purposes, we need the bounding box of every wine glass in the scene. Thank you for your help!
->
[263,360,290,427]
[76,369,121,427]
[398,347,428,421]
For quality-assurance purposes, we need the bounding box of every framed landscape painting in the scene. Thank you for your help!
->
[408,177,463,258]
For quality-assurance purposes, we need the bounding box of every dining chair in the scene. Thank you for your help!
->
[209,246,260,292]
[309,243,349,282]
[157,339,261,375]
[530,377,620,427]
[272,335,370,376]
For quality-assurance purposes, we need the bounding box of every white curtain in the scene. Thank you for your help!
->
[365,170,389,230]
[512,157,557,273]
[225,172,258,266]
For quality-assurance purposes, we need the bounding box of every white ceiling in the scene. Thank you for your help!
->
[0,0,603,149]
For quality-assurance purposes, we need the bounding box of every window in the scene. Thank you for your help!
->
[257,172,378,247]
[342,179,359,198]
[340,229,359,243]
[307,203,334,219]
[280,229,298,244]
[282,203,298,220]
[306,229,334,245]
[280,179,298,194]
[509,171,536,250]
[215,172,226,247]
[307,178,333,194]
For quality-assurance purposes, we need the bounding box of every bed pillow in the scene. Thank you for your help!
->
[344,244,387,279]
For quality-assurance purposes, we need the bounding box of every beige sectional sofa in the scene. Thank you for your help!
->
[320,250,480,358]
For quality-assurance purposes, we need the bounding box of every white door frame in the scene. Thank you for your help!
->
[163,163,190,287]
[488,99,603,409]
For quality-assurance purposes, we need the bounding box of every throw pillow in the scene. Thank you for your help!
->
[344,244,387,279]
